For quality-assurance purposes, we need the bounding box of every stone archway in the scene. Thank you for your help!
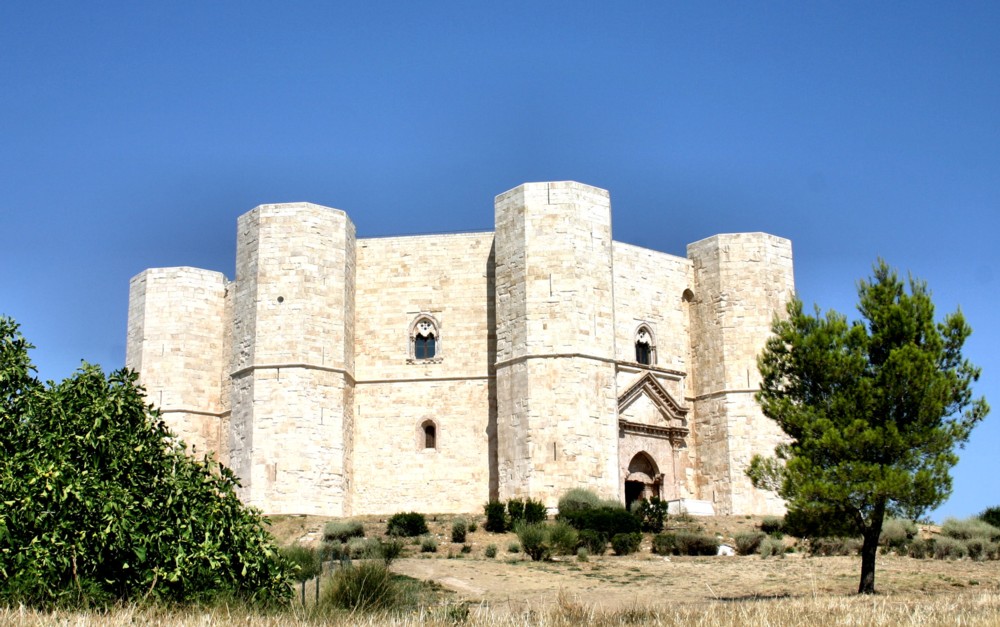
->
[624,452,661,511]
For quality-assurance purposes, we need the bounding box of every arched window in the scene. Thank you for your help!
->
[635,325,655,366]
[421,420,437,449]
[410,315,440,361]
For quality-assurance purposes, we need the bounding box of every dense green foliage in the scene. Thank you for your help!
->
[630,497,668,532]
[547,521,579,556]
[673,532,720,556]
[483,501,507,532]
[0,317,291,607]
[558,507,641,538]
[450,519,467,543]
[748,261,988,593]
[578,530,608,555]
[978,506,1000,530]
[514,522,550,561]
[610,532,642,555]
[651,533,676,556]
[385,512,428,537]
[734,531,766,556]
[280,545,322,583]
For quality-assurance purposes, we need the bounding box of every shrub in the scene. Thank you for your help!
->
[675,532,719,556]
[577,547,589,562]
[484,501,508,533]
[579,530,608,556]
[630,497,668,532]
[941,517,1000,541]
[451,519,468,543]
[760,516,783,536]
[965,538,988,561]
[386,512,429,537]
[548,521,579,556]
[809,537,861,556]
[524,498,548,524]
[507,498,525,523]
[652,533,677,556]
[468,520,478,533]
[557,488,604,514]
[461,544,472,554]
[347,536,372,559]
[978,506,1000,530]
[879,518,917,550]
[420,536,438,553]
[281,545,322,582]
[934,536,967,560]
[515,522,551,561]
[321,540,347,562]
[485,544,498,558]
[611,532,642,556]
[507,542,520,554]
[375,538,404,566]
[323,520,365,543]
[324,561,400,611]
[733,531,766,556]
[0,318,293,608]
[559,507,641,538]
[760,536,785,558]
[908,538,933,559]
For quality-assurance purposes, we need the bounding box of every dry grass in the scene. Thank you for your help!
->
[5,592,1000,626]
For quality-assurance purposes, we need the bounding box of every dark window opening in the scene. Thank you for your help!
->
[423,422,436,449]
[414,334,436,359]
[635,341,651,365]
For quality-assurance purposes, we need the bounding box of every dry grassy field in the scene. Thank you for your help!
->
[6,514,1000,626]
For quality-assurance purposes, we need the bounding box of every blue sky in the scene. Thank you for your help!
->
[2,2,997,521]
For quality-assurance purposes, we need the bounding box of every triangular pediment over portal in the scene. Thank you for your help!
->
[617,373,690,442]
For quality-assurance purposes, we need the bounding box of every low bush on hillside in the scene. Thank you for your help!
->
[674,532,719,556]
[515,522,551,561]
[879,518,917,552]
[484,501,508,532]
[941,517,1000,541]
[558,488,604,514]
[451,519,468,543]
[652,533,677,556]
[759,536,785,558]
[420,536,438,553]
[323,561,401,611]
[734,531,766,556]
[548,521,579,556]
[631,497,668,532]
[559,507,641,538]
[611,532,642,556]
[809,537,861,557]
[280,545,322,582]
[323,520,365,543]
[579,530,609,555]
[933,536,967,560]
[386,512,429,537]
[760,516,784,536]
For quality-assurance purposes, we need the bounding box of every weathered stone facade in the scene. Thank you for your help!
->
[126,181,794,516]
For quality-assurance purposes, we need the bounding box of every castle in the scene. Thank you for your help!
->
[126,181,793,517]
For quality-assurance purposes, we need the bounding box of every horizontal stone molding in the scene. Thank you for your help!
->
[618,419,689,443]
[356,374,491,385]
[230,363,356,384]
[159,408,230,418]
[689,388,759,402]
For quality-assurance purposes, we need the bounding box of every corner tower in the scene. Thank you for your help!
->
[493,182,620,507]
[126,267,228,459]
[687,233,793,515]
[229,203,356,515]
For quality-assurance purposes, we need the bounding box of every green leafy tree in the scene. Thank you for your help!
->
[748,261,988,594]
[0,317,292,607]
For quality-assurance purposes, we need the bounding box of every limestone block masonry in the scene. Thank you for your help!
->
[126,181,795,516]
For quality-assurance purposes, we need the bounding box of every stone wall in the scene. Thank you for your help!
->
[351,232,494,514]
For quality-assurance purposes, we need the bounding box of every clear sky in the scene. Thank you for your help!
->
[2,2,997,521]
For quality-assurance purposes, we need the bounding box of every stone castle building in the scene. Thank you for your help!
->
[126,181,793,517]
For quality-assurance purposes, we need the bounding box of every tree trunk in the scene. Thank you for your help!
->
[858,500,886,595]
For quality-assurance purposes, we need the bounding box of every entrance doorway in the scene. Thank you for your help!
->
[624,452,660,511]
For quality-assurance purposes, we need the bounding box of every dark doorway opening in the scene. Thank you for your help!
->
[625,480,645,511]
